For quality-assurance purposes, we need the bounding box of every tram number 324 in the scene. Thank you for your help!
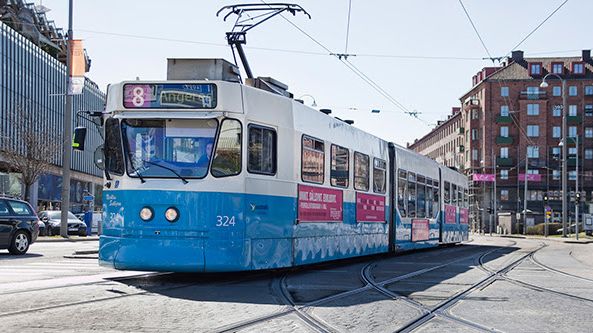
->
[216,215,236,227]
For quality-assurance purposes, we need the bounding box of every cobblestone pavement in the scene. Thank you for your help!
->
[0,235,592,332]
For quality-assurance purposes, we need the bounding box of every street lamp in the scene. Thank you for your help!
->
[540,73,568,237]
[298,94,317,107]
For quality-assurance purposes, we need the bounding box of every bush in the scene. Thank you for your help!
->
[526,223,563,235]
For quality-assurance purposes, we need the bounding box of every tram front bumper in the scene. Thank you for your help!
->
[99,235,206,272]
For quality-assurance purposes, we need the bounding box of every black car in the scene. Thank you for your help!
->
[0,197,39,255]
[38,210,87,236]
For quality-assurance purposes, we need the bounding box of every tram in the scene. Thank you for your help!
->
[88,59,468,272]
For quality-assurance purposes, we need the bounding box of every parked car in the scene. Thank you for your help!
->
[38,210,87,236]
[38,220,47,236]
[0,197,40,255]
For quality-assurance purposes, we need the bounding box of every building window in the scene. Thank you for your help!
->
[552,105,562,117]
[501,86,509,97]
[572,62,584,74]
[586,86,593,96]
[569,86,578,96]
[330,144,349,188]
[527,104,539,115]
[552,126,561,138]
[586,149,593,160]
[569,170,577,181]
[527,146,539,158]
[527,169,539,175]
[569,147,577,157]
[569,105,577,116]
[529,63,542,76]
[472,149,479,161]
[527,125,539,137]
[586,104,593,117]
[551,86,561,97]
[569,126,577,138]
[500,126,509,137]
[551,147,561,160]
[471,109,479,119]
[500,105,509,116]
[500,189,509,201]
[500,147,509,158]
[586,127,593,138]
[471,129,479,141]
[500,169,509,180]
[551,62,564,74]
[553,170,560,180]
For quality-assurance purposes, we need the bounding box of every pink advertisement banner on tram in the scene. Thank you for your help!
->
[412,219,430,242]
[460,208,469,224]
[356,193,386,223]
[298,184,343,222]
[444,204,457,224]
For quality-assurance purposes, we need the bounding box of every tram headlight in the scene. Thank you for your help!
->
[165,207,179,222]
[140,207,153,221]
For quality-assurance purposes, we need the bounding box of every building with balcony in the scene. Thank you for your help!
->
[0,1,105,212]
[411,49,593,231]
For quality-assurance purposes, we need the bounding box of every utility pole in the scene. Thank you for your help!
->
[60,0,73,238]
[523,150,529,235]
[561,79,568,237]
[493,150,497,234]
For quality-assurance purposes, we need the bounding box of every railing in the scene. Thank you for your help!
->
[520,91,547,100]
[496,136,513,144]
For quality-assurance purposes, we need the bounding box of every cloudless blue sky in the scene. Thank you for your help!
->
[40,0,591,145]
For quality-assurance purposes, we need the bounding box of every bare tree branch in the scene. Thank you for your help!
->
[0,103,61,202]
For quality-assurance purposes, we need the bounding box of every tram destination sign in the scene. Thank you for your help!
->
[123,83,217,109]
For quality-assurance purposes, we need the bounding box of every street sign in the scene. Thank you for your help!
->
[83,195,94,201]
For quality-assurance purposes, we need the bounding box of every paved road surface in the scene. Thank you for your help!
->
[1,235,592,332]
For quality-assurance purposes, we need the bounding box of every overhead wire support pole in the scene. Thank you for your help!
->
[217,3,311,80]
[60,0,73,238]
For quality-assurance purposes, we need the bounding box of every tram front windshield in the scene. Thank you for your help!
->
[121,118,218,179]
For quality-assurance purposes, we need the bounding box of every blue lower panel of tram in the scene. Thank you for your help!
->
[99,190,389,272]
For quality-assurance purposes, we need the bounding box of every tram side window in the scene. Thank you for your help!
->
[248,125,277,175]
[458,188,463,207]
[444,181,451,204]
[211,119,242,177]
[105,118,124,175]
[417,175,426,218]
[302,135,324,184]
[407,172,416,218]
[451,184,458,205]
[330,144,349,188]
[354,152,369,191]
[464,188,469,208]
[433,180,440,213]
[398,170,407,217]
[373,158,387,194]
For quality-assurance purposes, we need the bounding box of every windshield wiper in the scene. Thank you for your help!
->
[128,161,146,183]
[144,160,189,184]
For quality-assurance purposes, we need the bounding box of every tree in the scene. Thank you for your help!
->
[0,103,61,205]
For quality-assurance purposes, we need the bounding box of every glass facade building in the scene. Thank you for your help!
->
[0,21,105,212]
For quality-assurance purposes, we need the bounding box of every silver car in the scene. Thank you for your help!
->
[38,211,87,236]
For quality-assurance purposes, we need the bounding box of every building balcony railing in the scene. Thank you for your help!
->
[496,136,513,144]
[519,91,547,100]
[567,115,582,124]
[497,157,514,166]
[496,115,513,123]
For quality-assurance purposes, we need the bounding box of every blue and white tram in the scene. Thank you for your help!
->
[94,59,468,272]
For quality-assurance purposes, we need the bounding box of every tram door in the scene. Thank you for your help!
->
[388,143,396,252]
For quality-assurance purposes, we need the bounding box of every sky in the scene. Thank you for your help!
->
[38,0,591,146]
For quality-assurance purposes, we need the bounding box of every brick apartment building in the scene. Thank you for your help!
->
[409,50,593,232]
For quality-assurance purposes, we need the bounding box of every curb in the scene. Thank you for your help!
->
[495,234,593,244]
[35,236,100,243]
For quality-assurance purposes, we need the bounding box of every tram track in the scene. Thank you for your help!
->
[392,242,546,333]
[212,242,517,333]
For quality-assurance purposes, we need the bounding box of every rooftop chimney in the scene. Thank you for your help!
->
[583,49,591,62]
[511,50,524,62]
